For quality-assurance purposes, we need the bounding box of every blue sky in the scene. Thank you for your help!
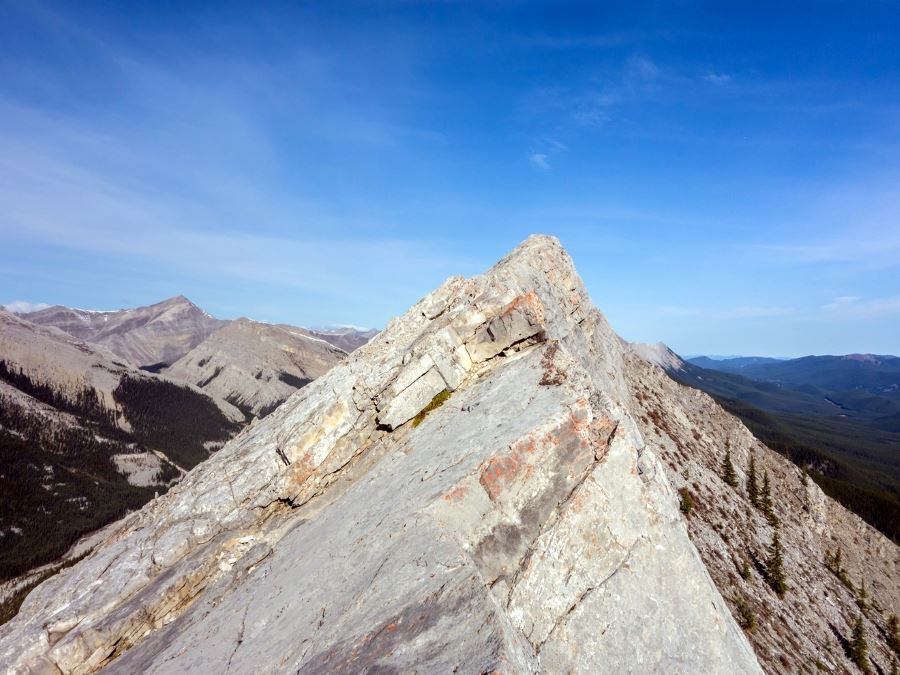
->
[2,1,899,356]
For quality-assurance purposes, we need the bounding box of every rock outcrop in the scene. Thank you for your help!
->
[2,236,895,673]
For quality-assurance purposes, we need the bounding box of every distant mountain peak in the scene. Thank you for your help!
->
[629,341,685,372]
[18,297,223,368]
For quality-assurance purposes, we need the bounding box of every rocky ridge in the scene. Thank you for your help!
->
[1,236,896,673]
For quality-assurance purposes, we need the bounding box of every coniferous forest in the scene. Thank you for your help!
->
[0,364,241,582]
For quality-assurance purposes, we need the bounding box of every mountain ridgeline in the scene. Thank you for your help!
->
[20,297,371,419]
[1,237,897,674]
[0,310,243,583]
[20,297,224,369]
[163,318,348,419]
[0,302,373,593]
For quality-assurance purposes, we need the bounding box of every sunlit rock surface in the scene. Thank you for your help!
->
[6,236,890,673]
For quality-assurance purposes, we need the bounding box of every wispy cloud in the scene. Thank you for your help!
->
[527,136,568,170]
[528,153,550,170]
[3,300,50,313]
[749,238,900,265]
[720,305,793,319]
[659,306,703,317]
[822,295,900,318]
[524,54,662,131]
[518,32,639,50]
[703,72,732,85]
[0,6,470,319]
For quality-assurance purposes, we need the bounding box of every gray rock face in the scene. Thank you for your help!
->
[163,318,347,418]
[2,237,769,673]
[20,296,223,369]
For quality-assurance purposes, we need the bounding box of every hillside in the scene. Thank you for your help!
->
[1,237,897,674]
[627,351,900,672]
[164,318,348,418]
[0,310,243,584]
[644,345,900,542]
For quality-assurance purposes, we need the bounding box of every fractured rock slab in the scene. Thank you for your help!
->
[0,236,763,674]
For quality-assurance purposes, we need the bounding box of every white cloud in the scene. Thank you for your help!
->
[524,55,661,132]
[703,72,732,85]
[751,238,900,265]
[625,55,659,81]
[529,153,550,170]
[822,295,900,318]
[3,300,50,314]
[542,137,568,151]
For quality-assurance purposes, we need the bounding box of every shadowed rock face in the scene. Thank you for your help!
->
[3,235,862,673]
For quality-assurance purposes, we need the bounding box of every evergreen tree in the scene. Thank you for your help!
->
[747,455,759,506]
[765,526,787,597]
[760,469,771,510]
[801,468,809,487]
[722,442,738,487]
[890,655,898,675]
[679,487,694,516]
[888,613,899,655]
[761,470,778,525]
[850,613,869,672]
[857,577,868,610]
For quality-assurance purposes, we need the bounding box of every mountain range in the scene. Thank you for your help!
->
[17,296,377,419]
[1,237,897,673]
[0,308,243,584]
[20,297,223,370]
[689,353,900,398]
[0,298,376,603]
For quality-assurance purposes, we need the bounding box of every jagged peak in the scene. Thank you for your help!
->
[0,236,761,674]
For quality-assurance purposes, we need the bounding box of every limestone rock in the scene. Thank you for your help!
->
[6,235,879,673]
